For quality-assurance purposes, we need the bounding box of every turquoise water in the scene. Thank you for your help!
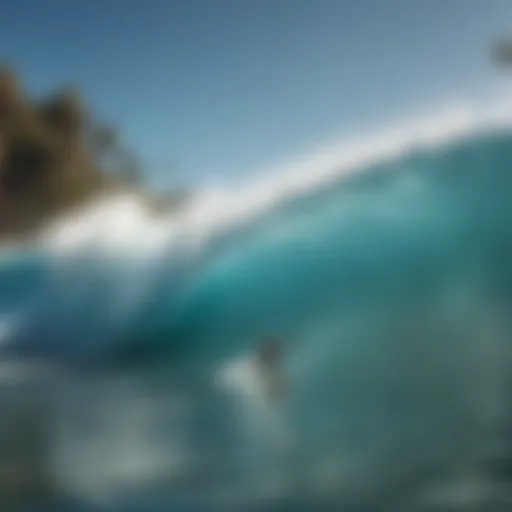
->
[2,125,512,509]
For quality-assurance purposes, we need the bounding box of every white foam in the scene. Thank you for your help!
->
[38,96,512,261]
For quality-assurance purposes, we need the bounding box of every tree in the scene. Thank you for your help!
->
[90,122,144,185]
[0,66,181,238]
[491,39,512,68]
[0,68,120,235]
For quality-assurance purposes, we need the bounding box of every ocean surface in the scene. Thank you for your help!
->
[2,102,512,510]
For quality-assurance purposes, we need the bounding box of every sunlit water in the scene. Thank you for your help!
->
[2,102,512,510]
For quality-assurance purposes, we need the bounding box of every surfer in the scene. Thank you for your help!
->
[214,336,293,497]
[255,337,288,403]
[215,335,288,405]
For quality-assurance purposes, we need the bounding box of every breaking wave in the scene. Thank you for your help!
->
[2,99,512,509]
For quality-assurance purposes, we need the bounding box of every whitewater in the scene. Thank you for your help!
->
[2,98,512,510]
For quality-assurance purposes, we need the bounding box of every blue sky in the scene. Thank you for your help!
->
[1,0,511,188]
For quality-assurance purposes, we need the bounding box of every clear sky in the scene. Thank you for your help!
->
[1,0,511,188]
